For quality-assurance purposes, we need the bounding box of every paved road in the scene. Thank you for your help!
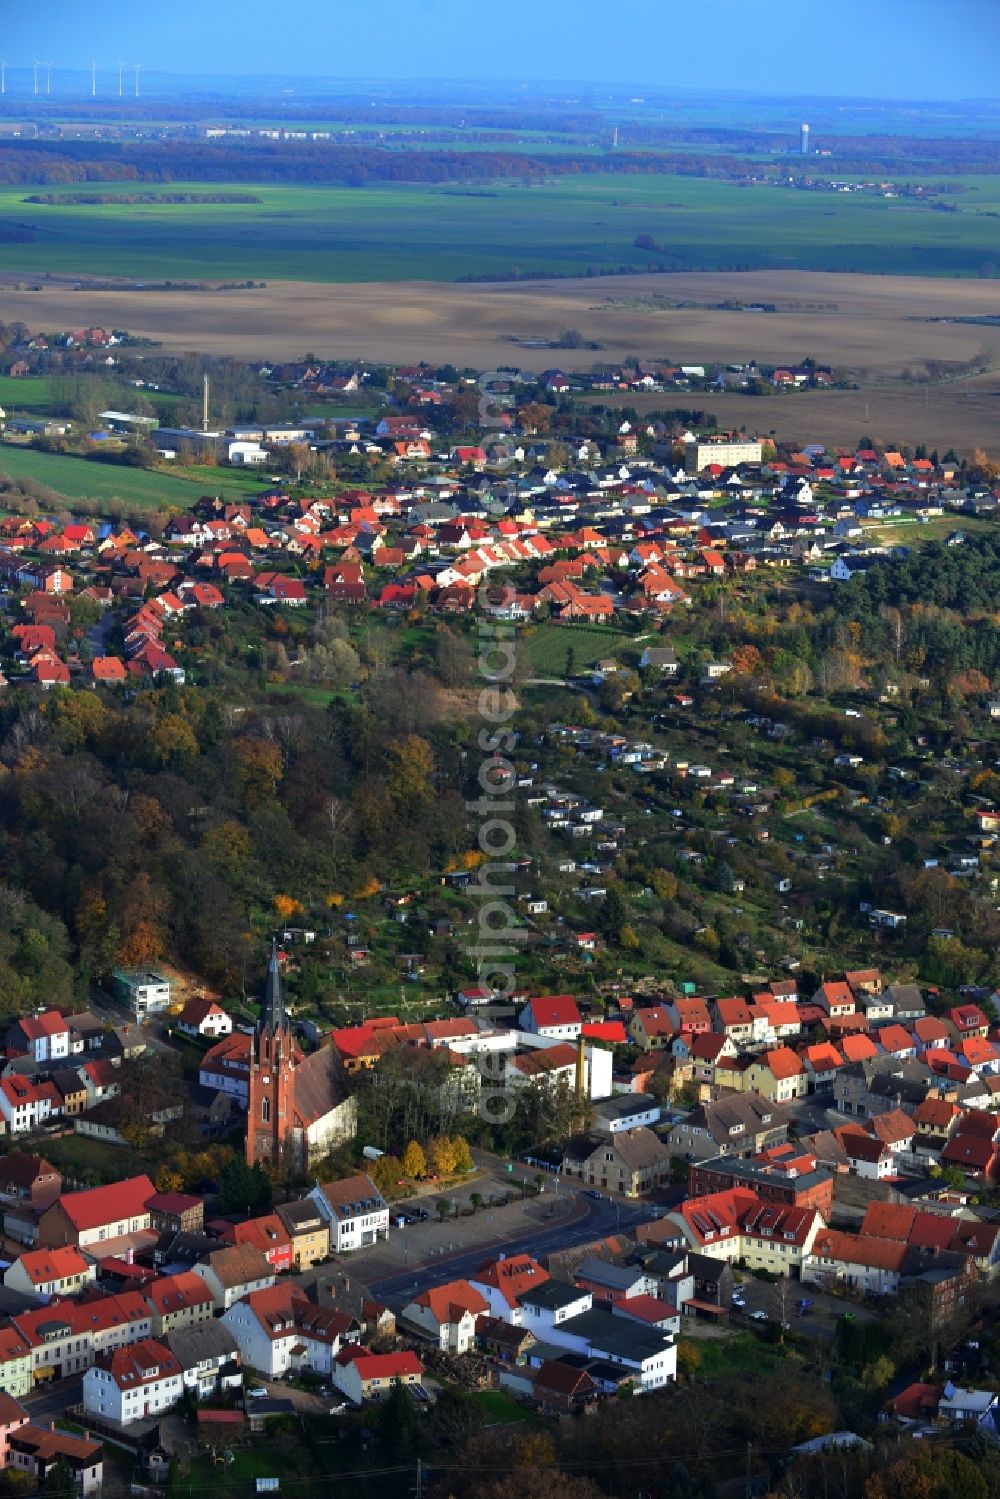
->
[22,1378,83,1421]
[360,1193,652,1309]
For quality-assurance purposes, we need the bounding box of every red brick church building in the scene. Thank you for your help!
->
[245,944,356,1172]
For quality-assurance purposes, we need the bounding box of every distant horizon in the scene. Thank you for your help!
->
[0,71,999,105]
[0,72,998,119]
[3,0,998,103]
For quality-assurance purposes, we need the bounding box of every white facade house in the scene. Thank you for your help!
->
[82,1339,184,1425]
[400,1280,489,1354]
[307,1174,389,1254]
[222,1287,358,1378]
[9,1012,71,1064]
[112,970,172,1019]
[176,999,232,1040]
[518,995,583,1040]
[192,1247,275,1312]
[4,1247,96,1302]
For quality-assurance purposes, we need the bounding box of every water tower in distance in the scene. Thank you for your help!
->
[800,122,810,156]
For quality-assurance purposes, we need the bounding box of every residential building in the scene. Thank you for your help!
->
[307,1174,390,1253]
[37,1176,155,1249]
[8,1011,71,1064]
[330,1347,423,1405]
[112,969,172,1019]
[667,1093,790,1162]
[562,1128,670,1197]
[177,998,232,1040]
[518,994,583,1039]
[666,1188,823,1276]
[276,1200,330,1270]
[401,1280,490,1353]
[164,1321,243,1401]
[144,1271,216,1337]
[8,1423,103,1496]
[4,1247,96,1301]
[83,1338,184,1425]
[592,1094,661,1134]
[222,1284,359,1378]
[192,1244,275,1311]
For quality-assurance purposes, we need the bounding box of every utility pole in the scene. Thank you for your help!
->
[414,1457,423,1499]
[744,1440,753,1499]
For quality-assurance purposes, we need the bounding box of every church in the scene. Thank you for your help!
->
[200,944,356,1174]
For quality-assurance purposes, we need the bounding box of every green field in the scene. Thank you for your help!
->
[0,442,272,509]
[4,172,1000,283]
[527,621,634,674]
[0,375,54,413]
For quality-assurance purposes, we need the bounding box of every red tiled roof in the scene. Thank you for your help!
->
[53,1175,156,1232]
[527,994,581,1029]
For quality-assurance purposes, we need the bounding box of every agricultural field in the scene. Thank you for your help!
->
[0,442,272,509]
[4,172,1000,284]
[0,374,55,413]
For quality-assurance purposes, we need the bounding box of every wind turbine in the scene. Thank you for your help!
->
[33,59,39,96]
[0,62,6,97]
[117,59,125,98]
[133,62,142,98]
[42,62,52,97]
[90,60,98,98]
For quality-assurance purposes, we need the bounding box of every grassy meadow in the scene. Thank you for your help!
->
[3,173,1000,283]
[0,442,273,509]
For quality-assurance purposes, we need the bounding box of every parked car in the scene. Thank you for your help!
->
[750,1310,768,1323]
[797,1298,814,1315]
[248,1387,268,1398]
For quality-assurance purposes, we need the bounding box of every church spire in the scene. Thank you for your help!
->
[259,938,288,1035]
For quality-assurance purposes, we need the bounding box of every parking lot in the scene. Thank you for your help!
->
[725,1271,877,1338]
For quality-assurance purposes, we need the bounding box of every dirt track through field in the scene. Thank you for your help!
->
[5,268,1000,447]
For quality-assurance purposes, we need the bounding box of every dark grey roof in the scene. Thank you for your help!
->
[165,1319,240,1371]
[518,1280,589,1311]
[593,1095,658,1123]
[559,1305,673,1362]
[259,938,288,1036]
[574,1258,646,1292]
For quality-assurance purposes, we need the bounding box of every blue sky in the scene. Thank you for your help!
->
[1,0,997,98]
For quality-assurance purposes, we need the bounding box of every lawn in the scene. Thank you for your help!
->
[526,621,633,675]
[0,443,273,510]
[3,172,1000,283]
[688,1332,790,1378]
[466,1388,540,1425]
[38,1131,161,1184]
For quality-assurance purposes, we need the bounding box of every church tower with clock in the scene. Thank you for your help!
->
[245,940,297,1167]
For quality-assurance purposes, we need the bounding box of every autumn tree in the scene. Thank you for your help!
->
[401,1140,427,1179]
[386,735,434,808]
[731,643,763,676]
[232,735,284,807]
[451,1135,473,1172]
[428,1134,459,1176]
[146,713,199,771]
